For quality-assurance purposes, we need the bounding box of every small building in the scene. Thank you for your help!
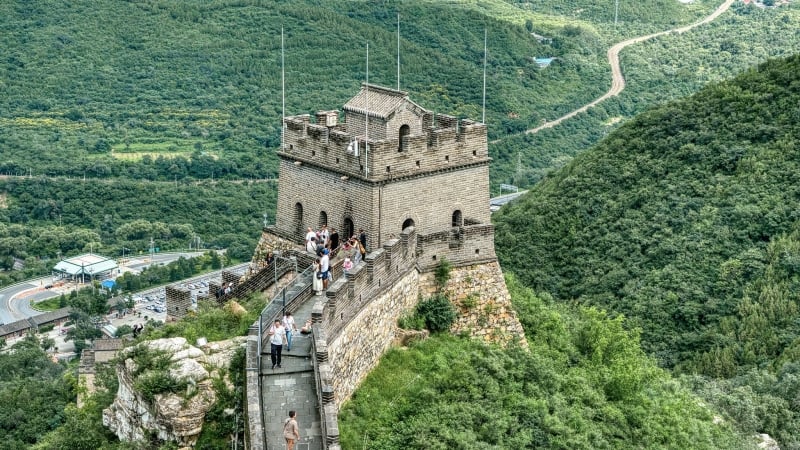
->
[0,319,33,341]
[53,253,118,283]
[29,307,72,331]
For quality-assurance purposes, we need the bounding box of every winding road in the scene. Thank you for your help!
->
[524,0,735,136]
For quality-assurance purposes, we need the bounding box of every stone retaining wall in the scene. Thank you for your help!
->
[420,261,527,348]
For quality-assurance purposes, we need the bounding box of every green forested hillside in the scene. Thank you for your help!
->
[494,54,800,447]
[491,1,800,189]
[0,0,608,181]
[339,276,746,449]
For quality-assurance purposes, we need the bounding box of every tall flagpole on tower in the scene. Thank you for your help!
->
[365,42,370,176]
[482,28,487,124]
[397,12,401,90]
[281,27,285,152]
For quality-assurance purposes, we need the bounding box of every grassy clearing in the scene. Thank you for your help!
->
[110,141,219,161]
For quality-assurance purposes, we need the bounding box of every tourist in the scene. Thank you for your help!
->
[359,228,367,251]
[268,319,285,369]
[283,312,296,352]
[313,258,324,295]
[342,256,353,273]
[320,248,330,289]
[283,410,300,450]
[306,236,317,253]
[300,319,313,334]
[304,227,316,243]
[328,227,340,254]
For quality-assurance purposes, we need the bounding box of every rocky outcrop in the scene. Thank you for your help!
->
[103,336,245,449]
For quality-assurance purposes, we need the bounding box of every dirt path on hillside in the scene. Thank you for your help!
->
[522,0,735,136]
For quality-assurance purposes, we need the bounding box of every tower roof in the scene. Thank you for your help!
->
[343,83,428,120]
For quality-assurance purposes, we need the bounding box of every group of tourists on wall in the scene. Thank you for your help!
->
[305,225,368,295]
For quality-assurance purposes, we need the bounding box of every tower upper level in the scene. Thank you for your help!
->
[279,83,489,182]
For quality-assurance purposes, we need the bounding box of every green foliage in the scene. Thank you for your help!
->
[126,345,189,403]
[194,348,246,449]
[339,275,745,449]
[494,54,800,446]
[415,294,457,333]
[433,258,452,290]
[146,296,261,343]
[115,324,133,338]
[397,311,425,331]
[0,336,72,449]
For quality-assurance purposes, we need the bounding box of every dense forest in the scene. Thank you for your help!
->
[494,54,800,447]
[0,178,274,285]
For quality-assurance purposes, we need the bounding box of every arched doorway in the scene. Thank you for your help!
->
[343,217,355,240]
[451,210,463,227]
[402,218,415,231]
[398,124,410,152]
[294,203,304,237]
[319,211,328,228]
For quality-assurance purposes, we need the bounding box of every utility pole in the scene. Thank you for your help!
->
[149,237,155,262]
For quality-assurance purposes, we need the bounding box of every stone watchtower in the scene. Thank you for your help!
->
[273,83,496,266]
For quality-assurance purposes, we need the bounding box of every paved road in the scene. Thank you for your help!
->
[0,252,205,324]
[521,0,735,136]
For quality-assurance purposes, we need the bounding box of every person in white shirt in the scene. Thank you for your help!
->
[305,227,317,243]
[320,249,330,289]
[283,312,296,351]
[269,319,285,369]
[306,237,318,253]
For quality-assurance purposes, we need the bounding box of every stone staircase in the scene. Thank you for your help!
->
[260,269,324,450]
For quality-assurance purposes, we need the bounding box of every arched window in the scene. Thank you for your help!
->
[343,217,355,240]
[319,211,328,228]
[294,203,304,237]
[402,218,415,231]
[451,210,463,227]
[398,124,410,152]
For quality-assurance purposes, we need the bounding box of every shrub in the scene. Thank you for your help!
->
[434,258,451,290]
[398,312,425,330]
[416,294,457,333]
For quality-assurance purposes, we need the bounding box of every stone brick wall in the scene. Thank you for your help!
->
[420,261,528,348]
[415,223,497,271]
[282,114,488,184]
[378,165,490,239]
[326,268,419,409]
[274,159,375,243]
[165,285,191,321]
[313,227,419,344]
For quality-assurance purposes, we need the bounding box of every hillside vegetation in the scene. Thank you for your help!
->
[339,276,746,449]
[494,54,800,447]
[491,1,800,189]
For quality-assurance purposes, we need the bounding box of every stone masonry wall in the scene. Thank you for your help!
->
[379,165,490,239]
[283,114,488,184]
[274,159,374,243]
[326,268,419,408]
[420,261,527,349]
[416,224,497,272]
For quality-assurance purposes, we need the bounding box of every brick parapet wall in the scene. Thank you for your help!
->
[314,227,418,344]
[282,113,487,184]
[416,224,497,271]
[165,286,191,321]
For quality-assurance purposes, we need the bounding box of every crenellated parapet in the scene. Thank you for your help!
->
[280,112,488,183]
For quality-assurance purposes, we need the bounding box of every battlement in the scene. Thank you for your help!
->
[280,111,489,182]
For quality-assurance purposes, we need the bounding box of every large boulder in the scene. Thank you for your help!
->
[102,336,245,449]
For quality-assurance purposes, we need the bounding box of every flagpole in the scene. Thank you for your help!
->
[482,28,487,124]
